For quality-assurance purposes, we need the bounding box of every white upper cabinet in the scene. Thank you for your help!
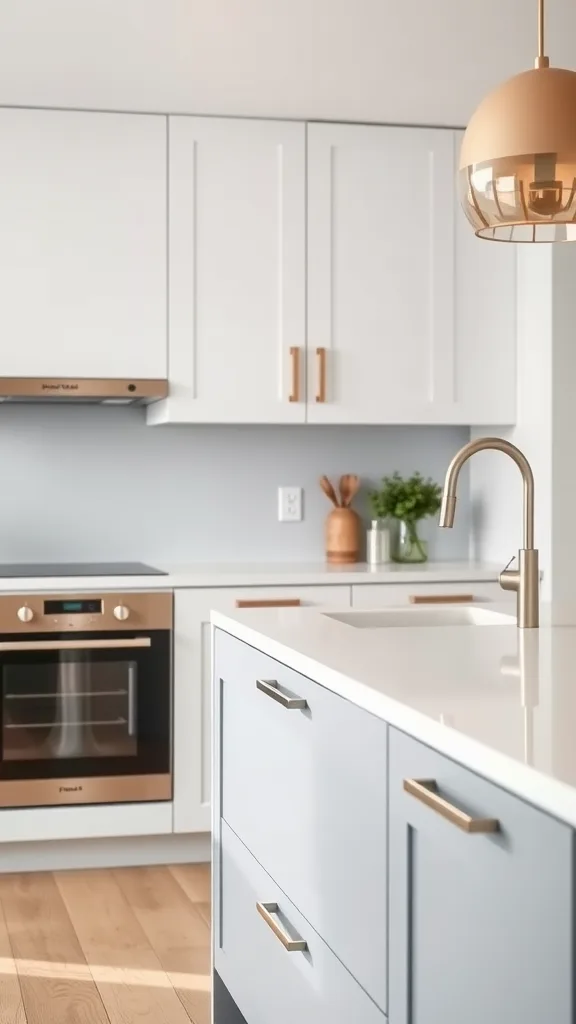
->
[453,130,517,425]
[0,109,167,379]
[148,117,306,424]
[306,122,517,425]
[307,122,455,424]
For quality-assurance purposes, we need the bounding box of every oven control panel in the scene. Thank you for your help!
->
[0,592,173,632]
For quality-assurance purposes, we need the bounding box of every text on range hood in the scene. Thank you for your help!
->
[0,379,168,404]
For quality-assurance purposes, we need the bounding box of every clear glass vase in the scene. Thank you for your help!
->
[394,519,428,563]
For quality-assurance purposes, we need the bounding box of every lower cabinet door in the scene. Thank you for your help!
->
[216,821,386,1024]
[389,728,574,1024]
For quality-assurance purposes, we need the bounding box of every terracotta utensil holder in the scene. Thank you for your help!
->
[325,507,361,564]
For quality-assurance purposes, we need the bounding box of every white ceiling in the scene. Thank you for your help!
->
[0,0,574,125]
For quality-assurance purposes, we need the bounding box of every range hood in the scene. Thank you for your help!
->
[0,378,168,405]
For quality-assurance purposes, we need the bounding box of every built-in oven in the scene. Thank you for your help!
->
[0,591,172,808]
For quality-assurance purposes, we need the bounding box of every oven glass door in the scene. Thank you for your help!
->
[0,630,171,794]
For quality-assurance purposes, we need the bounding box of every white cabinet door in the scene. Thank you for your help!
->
[0,108,167,379]
[453,131,517,425]
[173,584,350,834]
[307,122,456,424]
[149,117,306,425]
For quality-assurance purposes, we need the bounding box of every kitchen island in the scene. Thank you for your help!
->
[211,604,576,1024]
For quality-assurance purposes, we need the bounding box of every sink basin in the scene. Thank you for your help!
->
[323,607,516,628]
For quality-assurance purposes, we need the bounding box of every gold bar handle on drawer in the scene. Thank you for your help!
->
[235,598,301,609]
[316,347,327,403]
[289,346,300,403]
[256,902,307,952]
[409,594,474,605]
[404,779,499,834]
[256,678,307,710]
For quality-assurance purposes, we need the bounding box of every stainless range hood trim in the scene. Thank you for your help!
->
[0,378,168,404]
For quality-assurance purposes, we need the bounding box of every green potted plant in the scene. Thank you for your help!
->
[368,472,442,563]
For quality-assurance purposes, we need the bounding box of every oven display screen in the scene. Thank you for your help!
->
[43,600,102,614]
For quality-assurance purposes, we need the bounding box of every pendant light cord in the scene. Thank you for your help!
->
[536,0,549,66]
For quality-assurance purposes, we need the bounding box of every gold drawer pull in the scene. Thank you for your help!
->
[289,346,300,403]
[316,347,327,403]
[256,678,307,710]
[409,594,474,604]
[236,598,301,609]
[404,779,499,834]
[256,902,307,952]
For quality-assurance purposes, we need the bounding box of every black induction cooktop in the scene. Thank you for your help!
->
[0,562,167,578]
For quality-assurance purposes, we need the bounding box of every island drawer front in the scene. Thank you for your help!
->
[215,629,388,1013]
[216,820,386,1024]
[352,581,511,608]
[389,728,574,1024]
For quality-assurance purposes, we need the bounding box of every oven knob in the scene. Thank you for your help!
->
[113,605,130,621]
[17,606,34,623]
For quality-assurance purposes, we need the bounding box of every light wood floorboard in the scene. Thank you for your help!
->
[0,871,110,1024]
[168,865,211,929]
[114,867,211,1024]
[0,899,27,1023]
[0,864,211,1024]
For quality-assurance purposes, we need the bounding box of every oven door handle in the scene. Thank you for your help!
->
[0,638,152,652]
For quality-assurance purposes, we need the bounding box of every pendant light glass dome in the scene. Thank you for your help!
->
[460,0,576,241]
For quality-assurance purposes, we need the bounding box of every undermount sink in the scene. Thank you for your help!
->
[323,607,517,629]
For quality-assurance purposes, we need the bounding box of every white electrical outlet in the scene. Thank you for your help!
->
[278,486,303,522]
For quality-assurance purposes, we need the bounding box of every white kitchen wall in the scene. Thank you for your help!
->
[0,407,469,563]
[0,0,574,126]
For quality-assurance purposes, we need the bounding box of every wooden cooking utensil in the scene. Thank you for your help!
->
[339,474,361,508]
[320,475,340,507]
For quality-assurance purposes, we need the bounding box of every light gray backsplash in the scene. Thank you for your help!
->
[0,406,470,563]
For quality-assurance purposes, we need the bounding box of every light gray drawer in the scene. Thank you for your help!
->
[216,820,386,1024]
[215,629,387,1013]
[389,728,574,1024]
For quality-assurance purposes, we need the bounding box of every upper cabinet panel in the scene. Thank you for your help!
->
[148,117,306,424]
[453,130,517,425]
[306,122,456,424]
[0,109,167,379]
[306,122,517,426]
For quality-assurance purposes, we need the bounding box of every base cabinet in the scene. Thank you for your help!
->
[215,821,385,1024]
[214,634,576,1024]
[173,585,350,833]
[389,728,574,1024]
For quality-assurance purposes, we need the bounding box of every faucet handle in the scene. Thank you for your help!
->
[500,554,520,593]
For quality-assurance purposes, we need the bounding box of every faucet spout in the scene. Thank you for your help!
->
[439,437,538,628]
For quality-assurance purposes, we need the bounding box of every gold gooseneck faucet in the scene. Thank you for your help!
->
[439,438,539,628]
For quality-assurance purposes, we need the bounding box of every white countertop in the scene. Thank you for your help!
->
[212,603,576,828]
[0,560,501,592]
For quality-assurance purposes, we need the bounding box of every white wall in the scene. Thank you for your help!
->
[0,0,575,125]
[470,245,576,614]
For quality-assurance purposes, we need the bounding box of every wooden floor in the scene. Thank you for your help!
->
[0,863,211,1024]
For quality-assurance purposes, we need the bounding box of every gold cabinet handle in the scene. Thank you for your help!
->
[235,598,301,609]
[289,346,300,403]
[256,678,307,710]
[316,347,327,403]
[409,594,474,605]
[404,779,499,834]
[256,902,307,952]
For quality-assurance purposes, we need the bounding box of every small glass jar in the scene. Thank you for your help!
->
[394,519,428,563]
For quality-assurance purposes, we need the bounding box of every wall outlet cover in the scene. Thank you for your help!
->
[278,486,303,522]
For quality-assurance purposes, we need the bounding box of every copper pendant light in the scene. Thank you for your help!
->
[460,0,576,241]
